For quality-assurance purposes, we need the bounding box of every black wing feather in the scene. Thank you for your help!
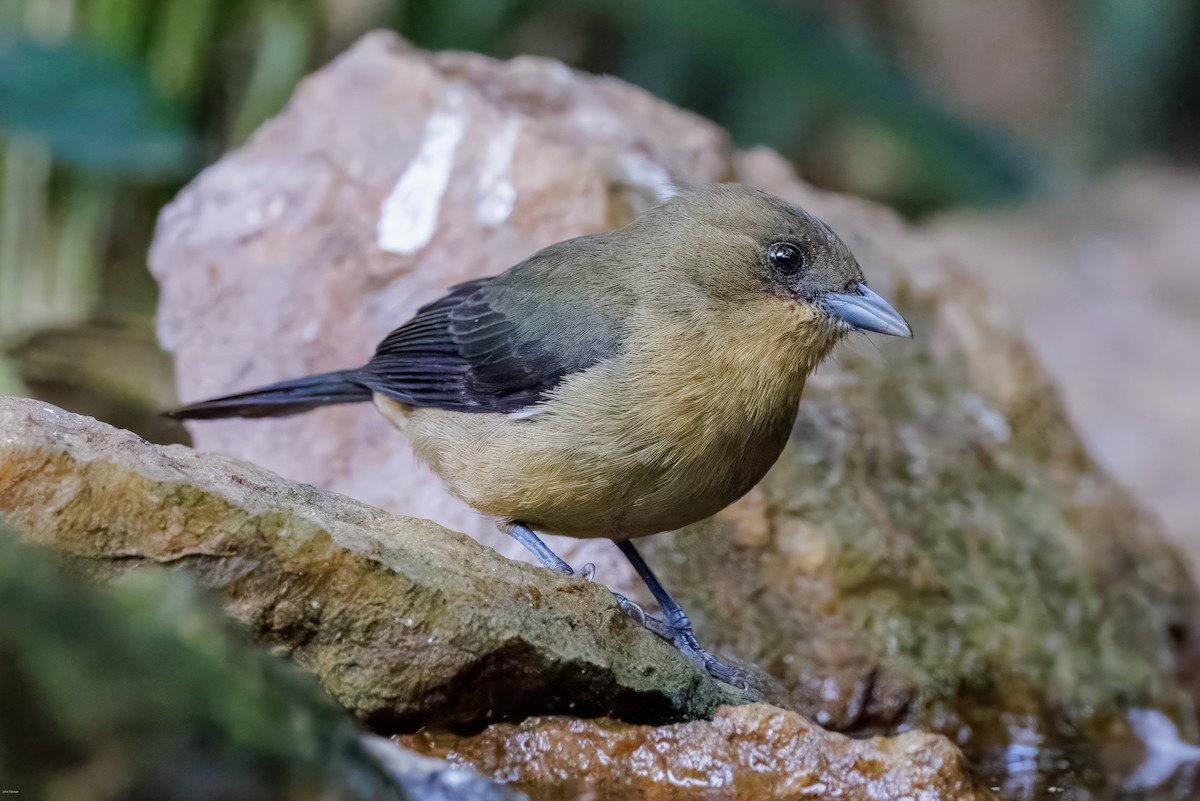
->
[356,274,622,413]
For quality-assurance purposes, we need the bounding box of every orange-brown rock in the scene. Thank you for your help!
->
[405,703,991,801]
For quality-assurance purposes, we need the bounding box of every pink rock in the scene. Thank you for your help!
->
[152,32,732,576]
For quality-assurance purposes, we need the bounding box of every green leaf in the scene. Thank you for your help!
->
[0,36,193,178]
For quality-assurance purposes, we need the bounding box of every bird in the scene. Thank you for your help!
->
[169,183,912,684]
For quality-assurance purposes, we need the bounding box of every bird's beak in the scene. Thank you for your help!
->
[823,283,912,337]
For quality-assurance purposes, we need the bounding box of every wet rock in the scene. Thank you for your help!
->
[0,397,750,732]
[0,528,521,801]
[361,735,528,801]
[147,31,1200,794]
[403,703,990,801]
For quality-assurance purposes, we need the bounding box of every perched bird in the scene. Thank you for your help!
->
[170,184,911,684]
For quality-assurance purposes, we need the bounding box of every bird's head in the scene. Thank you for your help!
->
[641,184,911,349]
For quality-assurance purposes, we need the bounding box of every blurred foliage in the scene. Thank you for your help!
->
[0,37,191,176]
[400,0,1040,210]
[8,318,189,443]
[0,0,1197,431]
[0,530,421,800]
[1075,0,1195,164]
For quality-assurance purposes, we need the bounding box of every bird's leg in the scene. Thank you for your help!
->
[508,522,575,574]
[506,522,670,638]
[617,538,743,686]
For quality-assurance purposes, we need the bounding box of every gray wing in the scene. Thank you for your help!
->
[358,237,629,413]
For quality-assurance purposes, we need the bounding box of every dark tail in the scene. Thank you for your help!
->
[167,369,373,420]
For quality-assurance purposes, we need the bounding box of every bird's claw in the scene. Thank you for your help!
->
[615,593,647,627]
[606,594,750,689]
[667,625,751,689]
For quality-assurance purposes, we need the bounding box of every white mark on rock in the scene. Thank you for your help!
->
[1125,708,1200,790]
[962,393,1011,443]
[545,59,573,86]
[476,117,520,227]
[300,319,321,343]
[264,193,286,223]
[616,152,677,201]
[377,92,468,255]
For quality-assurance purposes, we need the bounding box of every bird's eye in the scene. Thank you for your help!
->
[768,242,805,273]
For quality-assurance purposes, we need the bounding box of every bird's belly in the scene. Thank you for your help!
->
[375,394,794,539]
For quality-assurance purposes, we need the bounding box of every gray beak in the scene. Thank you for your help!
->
[823,283,912,337]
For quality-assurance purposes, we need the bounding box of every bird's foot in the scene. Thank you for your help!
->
[663,618,750,689]
[611,538,749,688]
[508,524,748,688]
[614,593,647,626]
[612,599,749,689]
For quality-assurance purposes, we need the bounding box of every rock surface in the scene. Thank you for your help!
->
[146,31,1200,794]
[149,31,726,567]
[404,703,989,801]
[0,527,522,801]
[0,397,750,731]
[928,167,1200,573]
[0,399,991,799]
